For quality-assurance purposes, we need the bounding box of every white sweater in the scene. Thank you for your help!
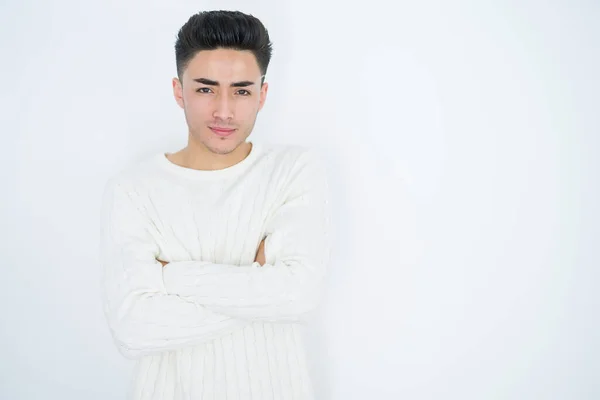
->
[99,142,332,400]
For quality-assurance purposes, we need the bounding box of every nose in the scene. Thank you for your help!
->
[213,92,234,120]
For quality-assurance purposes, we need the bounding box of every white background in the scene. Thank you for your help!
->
[1,0,598,399]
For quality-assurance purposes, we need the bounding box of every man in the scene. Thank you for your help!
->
[99,10,332,400]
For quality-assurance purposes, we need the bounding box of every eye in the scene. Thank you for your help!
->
[196,87,213,93]
[237,89,251,96]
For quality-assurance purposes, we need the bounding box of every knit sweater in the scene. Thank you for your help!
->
[99,142,332,400]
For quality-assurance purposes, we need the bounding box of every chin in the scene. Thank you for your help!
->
[206,138,245,155]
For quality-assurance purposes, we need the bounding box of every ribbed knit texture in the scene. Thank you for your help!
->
[99,142,332,400]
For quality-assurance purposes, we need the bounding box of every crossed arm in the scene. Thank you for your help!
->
[157,237,266,268]
[100,149,332,359]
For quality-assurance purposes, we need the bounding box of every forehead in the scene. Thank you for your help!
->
[183,48,261,82]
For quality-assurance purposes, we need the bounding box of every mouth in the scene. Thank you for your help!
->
[209,126,236,137]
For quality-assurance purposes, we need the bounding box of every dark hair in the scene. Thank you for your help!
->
[175,10,273,84]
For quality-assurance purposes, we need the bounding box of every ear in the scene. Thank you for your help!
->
[258,81,269,112]
[172,77,184,109]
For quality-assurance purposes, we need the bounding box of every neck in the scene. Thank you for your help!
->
[180,140,253,171]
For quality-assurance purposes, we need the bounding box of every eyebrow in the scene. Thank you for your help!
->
[193,78,257,87]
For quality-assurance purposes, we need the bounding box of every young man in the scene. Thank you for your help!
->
[99,10,332,400]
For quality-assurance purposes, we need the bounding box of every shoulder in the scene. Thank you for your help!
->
[102,153,160,198]
[258,144,330,196]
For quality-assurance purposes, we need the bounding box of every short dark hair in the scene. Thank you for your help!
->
[175,10,273,84]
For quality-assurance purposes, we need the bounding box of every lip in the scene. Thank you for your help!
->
[209,127,236,137]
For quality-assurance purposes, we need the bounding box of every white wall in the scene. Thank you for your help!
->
[1,0,598,399]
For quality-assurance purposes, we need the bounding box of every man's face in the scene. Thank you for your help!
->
[172,48,268,155]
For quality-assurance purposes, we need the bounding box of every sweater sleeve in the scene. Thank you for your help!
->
[161,149,333,323]
[99,177,249,360]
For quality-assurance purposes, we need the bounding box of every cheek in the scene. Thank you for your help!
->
[183,96,211,117]
[239,99,260,115]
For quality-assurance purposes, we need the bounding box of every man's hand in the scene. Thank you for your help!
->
[254,238,266,266]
